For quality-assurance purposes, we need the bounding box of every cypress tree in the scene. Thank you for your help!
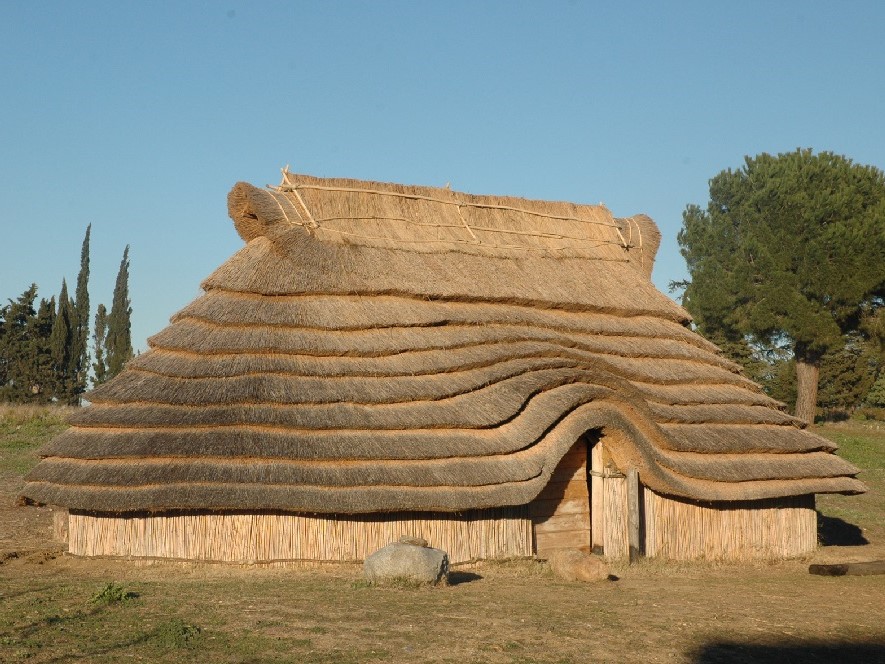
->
[106,246,133,379]
[71,224,91,403]
[50,280,75,402]
[92,303,109,386]
[0,302,7,395]
[31,297,56,401]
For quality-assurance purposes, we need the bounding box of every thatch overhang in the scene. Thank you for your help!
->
[22,172,865,514]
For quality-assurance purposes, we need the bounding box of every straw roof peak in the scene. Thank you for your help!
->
[227,172,661,277]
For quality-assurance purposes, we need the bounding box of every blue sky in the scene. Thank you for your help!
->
[2,1,883,355]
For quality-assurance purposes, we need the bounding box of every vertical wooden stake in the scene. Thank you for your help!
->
[590,443,605,555]
[627,468,641,564]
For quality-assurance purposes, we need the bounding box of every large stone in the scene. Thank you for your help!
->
[548,549,610,582]
[364,539,449,586]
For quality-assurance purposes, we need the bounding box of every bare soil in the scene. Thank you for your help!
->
[1,418,884,663]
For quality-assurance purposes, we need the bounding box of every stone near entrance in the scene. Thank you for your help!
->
[364,539,449,586]
[549,548,610,582]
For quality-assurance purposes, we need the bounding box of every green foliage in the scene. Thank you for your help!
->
[817,334,880,416]
[153,618,201,649]
[92,303,108,387]
[854,406,885,421]
[681,149,885,351]
[106,245,133,379]
[89,582,137,605]
[1,228,131,401]
[865,372,885,408]
[71,225,91,404]
[679,149,885,414]
[31,296,57,400]
[0,307,5,391]
[765,356,798,409]
[50,280,75,403]
[0,284,41,402]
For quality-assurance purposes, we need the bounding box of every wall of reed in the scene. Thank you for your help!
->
[66,508,533,565]
[62,489,816,564]
[602,476,630,558]
[642,490,816,561]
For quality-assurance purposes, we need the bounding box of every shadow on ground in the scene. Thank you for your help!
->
[448,571,483,585]
[817,511,869,546]
[691,641,885,664]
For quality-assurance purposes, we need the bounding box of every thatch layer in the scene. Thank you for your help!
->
[201,236,687,321]
[22,173,864,515]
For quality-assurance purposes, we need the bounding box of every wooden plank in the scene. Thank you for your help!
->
[627,468,641,563]
[551,463,585,482]
[52,508,69,545]
[535,530,590,556]
[809,561,885,576]
[536,479,588,500]
[558,444,587,461]
[528,497,589,518]
[532,512,590,534]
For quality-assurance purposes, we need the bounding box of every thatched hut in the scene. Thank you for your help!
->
[23,170,864,564]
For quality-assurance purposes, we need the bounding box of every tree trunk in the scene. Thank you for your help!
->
[794,347,822,425]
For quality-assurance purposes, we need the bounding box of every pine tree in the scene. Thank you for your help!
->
[866,371,885,408]
[106,246,133,379]
[71,224,91,404]
[50,280,75,402]
[92,303,109,386]
[1,284,39,402]
[679,150,885,423]
[817,333,880,417]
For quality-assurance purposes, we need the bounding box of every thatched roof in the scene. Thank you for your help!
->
[22,172,864,514]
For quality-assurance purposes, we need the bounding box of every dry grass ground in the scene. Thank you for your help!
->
[1,407,884,663]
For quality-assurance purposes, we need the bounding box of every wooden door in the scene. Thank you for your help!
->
[530,437,592,557]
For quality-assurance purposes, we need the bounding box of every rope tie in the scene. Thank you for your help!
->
[268,173,640,259]
[588,469,626,479]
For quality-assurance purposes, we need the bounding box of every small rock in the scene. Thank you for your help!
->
[397,535,428,547]
[364,541,448,586]
[548,549,610,582]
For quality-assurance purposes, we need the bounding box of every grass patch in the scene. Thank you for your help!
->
[813,420,885,470]
[814,421,885,545]
[152,618,201,649]
[0,404,71,476]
